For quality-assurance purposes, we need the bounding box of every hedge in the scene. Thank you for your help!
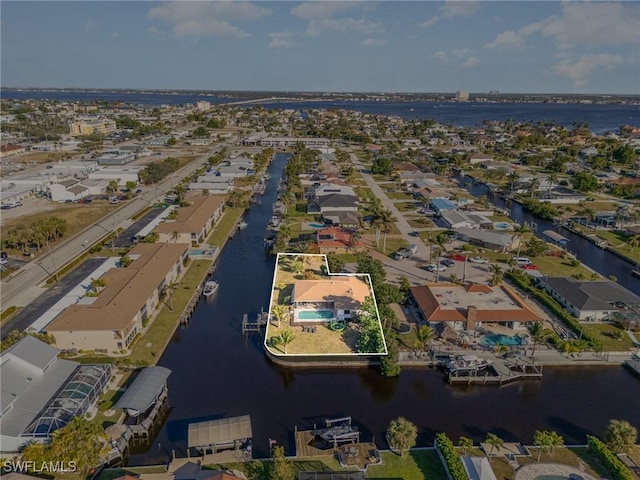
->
[586,435,634,480]
[435,432,468,480]
[506,272,600,348]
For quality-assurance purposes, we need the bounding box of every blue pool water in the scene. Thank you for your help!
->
[298,310,335,320]
[308,223,325,229]
[190,249,205,255]
[493,222,512,230]
[480,334,524,347]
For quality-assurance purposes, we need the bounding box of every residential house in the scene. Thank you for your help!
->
[322,210,361,228]
[0,336,112,453]
[316,226,362,254]
[440,211,492,229]
[455,227,519,252]
[316,194,359,214]
[430,198,457,213]
[154,195,225,245]
[410,283,541,330]
[291,276,372,324]
[46,243,189,352]
[468,152,494,165]
[539,277,640,321]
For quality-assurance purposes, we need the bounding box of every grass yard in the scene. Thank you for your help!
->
[367,450,448,480]
[372,236,409,258]
[207,207,246,247]
[395,202,421,213]
[517,447,607,479]
[590,230,640,264]
[355,186,376,204]
[387,191,414,200]
[407,217,435,228]
[580,323,634,351]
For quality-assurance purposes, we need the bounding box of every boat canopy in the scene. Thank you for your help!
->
[188,415,252,449]
[543,230,569,245]
[115,366,171,416]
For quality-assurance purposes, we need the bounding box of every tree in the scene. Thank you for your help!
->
[533,430,564,461]
[378,209,395,254]
[527,322,547,360]
[489,264,503,286]
[414,325,435,353]
[459,436,474,455]
[525,236,548,257]
[160,282,179,311]
[277,330,296,354]
[606,419,638,454]
[371,157,393,176]
[90,277,106,294]
[125,181,137,192]
[269,444,294,480]
[387,417,417,457]
[485,433,504,458]
[512,223,531,260]
[271,304,289,328]
[527,177,540,199]
[380,330,401,377]
[167,136,177,146]
[106,180,119,195]
[170,230,180,243]
[572,172,599,193]
[628,235,640,251]
[120,254,132,268]
[434,232,449,283]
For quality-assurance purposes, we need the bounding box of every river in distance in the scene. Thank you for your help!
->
[2,89,638,134]
[128,153,640,465]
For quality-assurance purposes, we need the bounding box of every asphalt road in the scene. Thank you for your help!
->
[0,141,234,309]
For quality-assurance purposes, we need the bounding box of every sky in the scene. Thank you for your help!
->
[1,1,639,94]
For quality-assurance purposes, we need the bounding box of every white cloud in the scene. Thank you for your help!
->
[421,0,480,27]
[462,57,481,68]
[362,37,385,47]
[147,2,271,39]
[84,20,98,31]
[291,1,382,37]
[268,32,293,48]
[434,51,447,61]
[452,48,470,58]
[551,53,624,86]
[487,2,639,51]
[484,30,524,50]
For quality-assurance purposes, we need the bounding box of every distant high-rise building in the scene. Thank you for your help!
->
[455,91,469,101]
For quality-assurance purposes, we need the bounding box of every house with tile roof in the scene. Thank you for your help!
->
[410,283,541,330]
[316,226,362,254]
[46,243,189,353]
[292,276,372,323]
[154,195,225,245]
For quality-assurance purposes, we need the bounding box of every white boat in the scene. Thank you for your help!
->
[202,281,219,297]
[238,221,248,229]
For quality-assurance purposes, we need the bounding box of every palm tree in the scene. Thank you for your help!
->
[170,230,180,243]
[161,282,179,311]
[387,417,418,457]
[489,264,503,286]
[512,223,531,260]
[90,277,106,294]
[628,234,640,251]
[174,183,187,204]
[459,436,474,455]
[414,325,435,354]
[526,321,547,360]
[485,433,504,458]
[528,177,540,199]
[271,304,289,328]
[349,230,363,252]
[378,209,395,254]
[277,330,296,354]
[434,232,448,283]
[606,419,638,454]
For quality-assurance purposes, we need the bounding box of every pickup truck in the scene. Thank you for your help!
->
[394,244,418,260]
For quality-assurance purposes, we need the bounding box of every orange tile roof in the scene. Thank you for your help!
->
[293,276,371,310]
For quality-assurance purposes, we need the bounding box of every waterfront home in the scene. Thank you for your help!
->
[154,195,225,245]
[259,136,330,150]
[316,226,362,254]
[539,277,640,322]
[430,198,458,214]
[410,283,541,330]
[440,210,492,230]
[291,276,371,324]
[314,182,356,198]
[45,243,189,353]
[539,187,586,204]
[468,152,494,164]
[312,193,359,215]
[455,227,520,252]
[322,210,361,228]
[0,336,111,453]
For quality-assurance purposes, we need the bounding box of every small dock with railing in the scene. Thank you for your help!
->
[242,311,268,335]
[447,357,543,385]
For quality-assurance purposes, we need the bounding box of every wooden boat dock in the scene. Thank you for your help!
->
[447,357,543,385]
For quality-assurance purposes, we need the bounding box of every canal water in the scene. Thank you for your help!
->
[130,153,640,465]
[461,177,640,295]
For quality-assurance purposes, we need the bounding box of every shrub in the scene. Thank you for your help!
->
[586,435,634,480]
[435,432,467,480]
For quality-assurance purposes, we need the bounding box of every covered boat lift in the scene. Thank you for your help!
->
[188,415,252,453]
[543,230,569,247]
[115,366,171,417]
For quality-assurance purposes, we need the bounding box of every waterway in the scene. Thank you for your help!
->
[130,153,640,465]
[461,177,640,296]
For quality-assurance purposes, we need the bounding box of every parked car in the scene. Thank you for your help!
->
[425,264,447,272]
[469,256,489,264]
[0,252,7,259]
[513,256,533,266]
[447,253,466,261]
[441,258,455,267]
[408,231,419,237]
[521,264,539,270]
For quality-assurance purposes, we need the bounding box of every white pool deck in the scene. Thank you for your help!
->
[515,463,597,480]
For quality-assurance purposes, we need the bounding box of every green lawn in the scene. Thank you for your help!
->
[373,237,409,258]
[367,450,448,480]
[387,191,414,201]
[207,207,246,247]
[588,229,640,264]
[355,186,376,204]
[580,323,634,351]
[396,202,421,213]
[407,217,434,228]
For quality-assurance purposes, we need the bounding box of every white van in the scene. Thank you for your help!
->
[513,257,532,266]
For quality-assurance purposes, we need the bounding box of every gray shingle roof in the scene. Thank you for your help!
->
[544,277,640,311]
[456,227,513,247]
[3,335,58,372]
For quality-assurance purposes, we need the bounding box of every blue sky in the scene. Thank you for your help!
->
[1,1,639,94]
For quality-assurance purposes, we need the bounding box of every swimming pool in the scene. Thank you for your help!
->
[298,309,335,320]
[190,249,206,255]
[308,223,325,229]
[493,222,513,231]
[480,333,525,347]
